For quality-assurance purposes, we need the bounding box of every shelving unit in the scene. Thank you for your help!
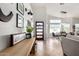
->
[35,21,44,40]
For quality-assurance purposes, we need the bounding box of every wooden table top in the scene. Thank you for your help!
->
[0,37,35,56]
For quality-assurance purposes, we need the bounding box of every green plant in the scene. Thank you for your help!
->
[26,26,33,33]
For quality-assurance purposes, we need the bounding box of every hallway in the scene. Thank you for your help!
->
[30,38,63,56]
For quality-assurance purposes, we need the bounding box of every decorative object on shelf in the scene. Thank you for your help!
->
[26,26,33,39]
[26,33,31,39]
[0,8,13,22]
[16,13,24,28]
[27,10,33,15]
[17,3,24,15]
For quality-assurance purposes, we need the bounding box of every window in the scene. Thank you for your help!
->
[75,24,79,32]
[61,23,70,33]
[49,20,61,33]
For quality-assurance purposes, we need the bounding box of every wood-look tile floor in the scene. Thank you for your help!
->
[30,38,63,56]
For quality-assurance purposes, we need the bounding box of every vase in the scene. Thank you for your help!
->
[26,32,31,39]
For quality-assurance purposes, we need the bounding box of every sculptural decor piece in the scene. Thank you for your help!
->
[0,8,13,22]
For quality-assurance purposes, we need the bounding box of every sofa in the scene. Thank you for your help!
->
[61,35,79,56]
[52,32,67,37]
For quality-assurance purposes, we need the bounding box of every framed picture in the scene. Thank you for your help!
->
[17,3,24,15]
[16,13,24,28]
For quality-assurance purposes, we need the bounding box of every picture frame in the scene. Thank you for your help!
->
[17,3,24,15]
[16,13,24,28]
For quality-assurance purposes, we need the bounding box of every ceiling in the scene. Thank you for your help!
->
[31,3,79,18]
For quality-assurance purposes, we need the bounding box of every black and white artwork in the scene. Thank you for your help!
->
[16,14,24,28]
[17,3,24,15]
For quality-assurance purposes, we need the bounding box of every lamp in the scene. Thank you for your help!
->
[25,8,33,15]
[28,10,33,15]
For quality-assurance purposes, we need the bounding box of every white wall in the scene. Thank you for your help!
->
[0,3,32,51]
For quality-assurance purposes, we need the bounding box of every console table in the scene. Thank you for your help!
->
[0,37,35,56]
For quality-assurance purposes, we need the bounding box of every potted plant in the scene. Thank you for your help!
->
[26,26,33,38]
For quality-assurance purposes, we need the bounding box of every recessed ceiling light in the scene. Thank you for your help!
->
[60,3,64,5]
[61,11,67,14]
